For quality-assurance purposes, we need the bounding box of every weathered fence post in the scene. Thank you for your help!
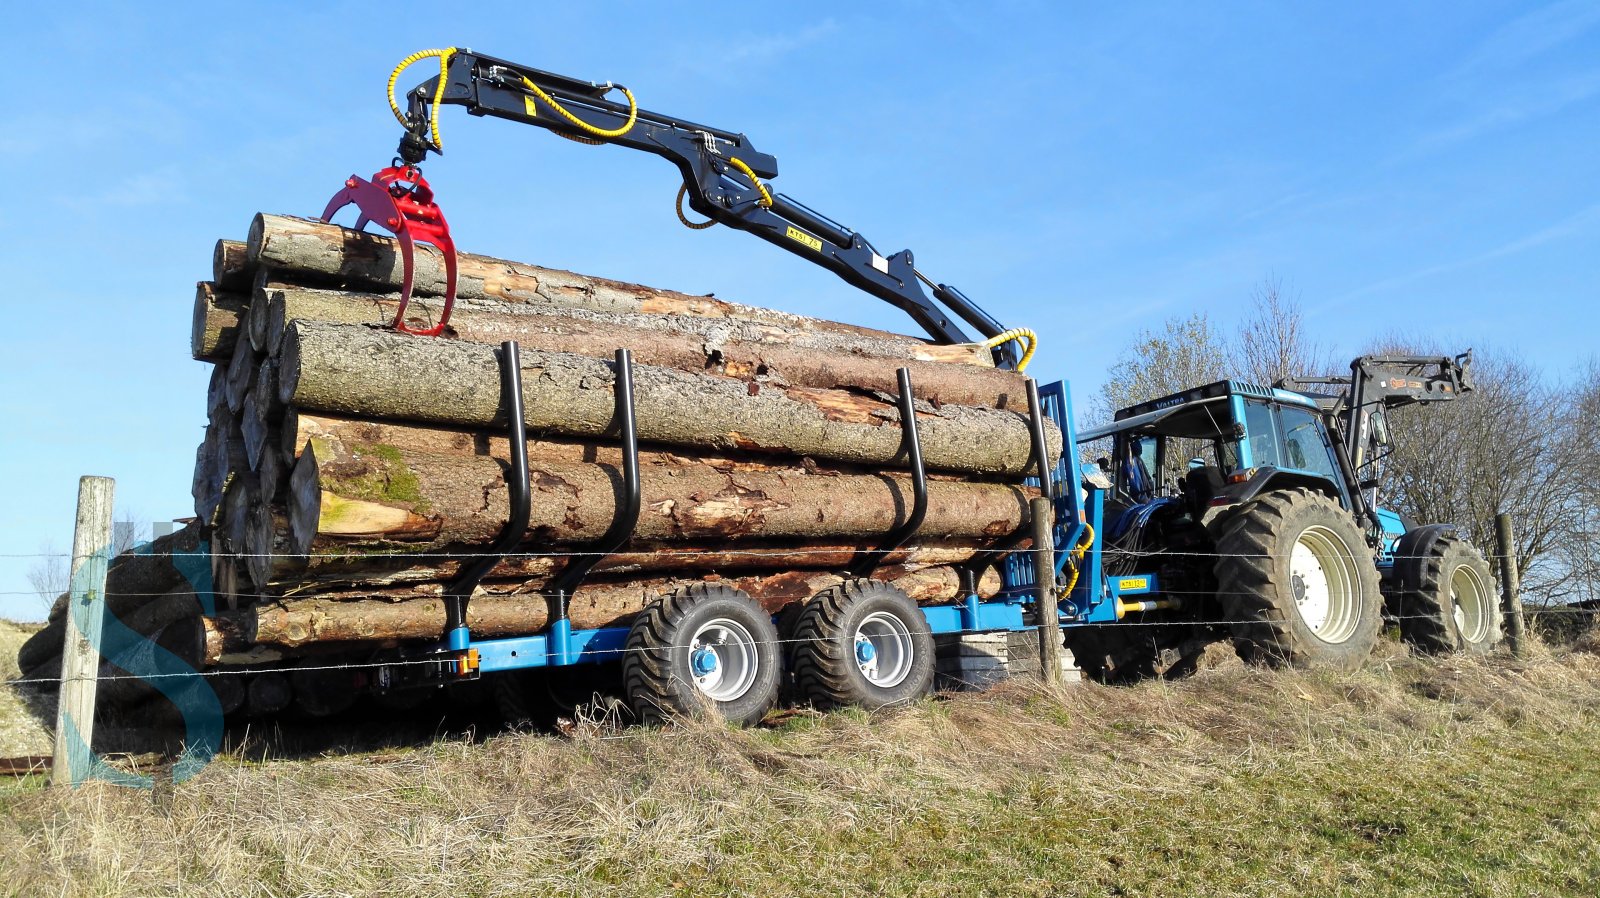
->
[1031,496,1063,686]
[1494,513,1529,660]
[52,476,115,787]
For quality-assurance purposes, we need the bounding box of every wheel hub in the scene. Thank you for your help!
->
[1288,526,1360,643]
[688,619,760,702]
[853,611,913,689]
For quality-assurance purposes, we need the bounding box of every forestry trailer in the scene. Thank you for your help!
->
[326,50,1498,723]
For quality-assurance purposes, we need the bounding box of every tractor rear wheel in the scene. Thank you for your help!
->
[1212,488,1382,671]
[623,583,782,726]
[1400,535,1502,655]
[790,580,935,709]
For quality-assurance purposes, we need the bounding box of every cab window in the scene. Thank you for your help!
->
[1278,406,1340,479]
[1241,400,1279,468]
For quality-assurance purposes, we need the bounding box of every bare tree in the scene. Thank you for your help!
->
[23,508,150,615]
[1234,277,1332,388]
[1372,342,1577,603]
[1096,312,1229,418]
[25,540,69,614]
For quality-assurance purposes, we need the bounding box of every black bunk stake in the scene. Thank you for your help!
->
[850,367,928,578]
[442,341,532,663]
[544,348,642,663]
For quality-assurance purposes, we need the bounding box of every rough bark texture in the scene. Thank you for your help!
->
[202,564,1000,662]
[190,282,247,362]
[280,322,1057,475]
[286,438,1033,560]
[248,214,977,351]
[257,284,1018,407]
[212,239,254,292]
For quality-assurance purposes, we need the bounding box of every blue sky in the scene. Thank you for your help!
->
[0,1,1595,620]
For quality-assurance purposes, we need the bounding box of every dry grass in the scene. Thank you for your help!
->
[0,621,50,758]
[3,635,1600,897]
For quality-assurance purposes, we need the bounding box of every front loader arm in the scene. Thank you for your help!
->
[394,50,1017,365]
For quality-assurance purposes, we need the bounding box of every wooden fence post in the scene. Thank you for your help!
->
[1494,513,1529,660]
[1031,496,1063,686]
[52,476,115,787]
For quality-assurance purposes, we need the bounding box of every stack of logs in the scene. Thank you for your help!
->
[59,213,1059,681]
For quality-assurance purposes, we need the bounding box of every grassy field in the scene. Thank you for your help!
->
[2,633,1599,897]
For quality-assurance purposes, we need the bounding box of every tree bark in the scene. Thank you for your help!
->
[256,284,1018,407]
[280,322,1057,475]
[285,438,1033,561]
[190,282,247,362]
[212,239,254,292]
[201,564,999,662]
[248,214,977,351]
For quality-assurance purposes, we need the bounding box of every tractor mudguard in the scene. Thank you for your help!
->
[1207,466,1341,509]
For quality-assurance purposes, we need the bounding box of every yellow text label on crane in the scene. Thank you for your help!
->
[523,95,539,118]
[1117,577,1149,591]
[785,226,823,252]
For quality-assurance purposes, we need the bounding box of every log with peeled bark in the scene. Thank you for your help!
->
[280,410,993,484]
[191,282,247,362]
[246,506,991,587]
[280,322,1058,475]
[201,564,1001,663]
[248,214,984,352]
[284,438,1033,562]
[255,284,1020,408]
[212,239,254,292]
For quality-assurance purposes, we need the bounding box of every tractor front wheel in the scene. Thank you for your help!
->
[1400,534,1502,655]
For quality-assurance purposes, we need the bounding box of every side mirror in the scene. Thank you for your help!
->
[1187,456,1206,470]
[1370,410,1391,447]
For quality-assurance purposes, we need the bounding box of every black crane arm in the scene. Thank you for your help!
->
[393,50,1017,366]
[1293,351,1474,471]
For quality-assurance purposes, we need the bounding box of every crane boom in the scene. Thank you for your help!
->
[385,49,1019,366]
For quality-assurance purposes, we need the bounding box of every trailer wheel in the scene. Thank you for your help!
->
[790,580,935,709]
[1401,535,1502,655]
[1212,487,1382,670]
[623,583,781,726]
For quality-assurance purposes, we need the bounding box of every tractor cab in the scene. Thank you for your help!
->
[1080,380,1356,530]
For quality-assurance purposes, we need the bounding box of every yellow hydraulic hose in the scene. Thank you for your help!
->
[387,48,458,150]
[1058,522,1095,597]
[981,327,1038,373]
[518,75,638,139]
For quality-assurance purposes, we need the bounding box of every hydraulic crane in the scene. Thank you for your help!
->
[323,48,1030,367]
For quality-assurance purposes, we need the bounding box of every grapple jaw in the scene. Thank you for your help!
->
[321,165,458,336]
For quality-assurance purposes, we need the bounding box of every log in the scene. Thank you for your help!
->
[280,322,1057,475]
[285,439,1033,562]
[191,283,247,362]
[212,239,253,292]
[42,522,205,626]
[258,444,286,502]
[224,342,259,414]
[248,214,979,353]
[257,284,1019,407]
[246,672,293,715]
[202,564,999,662]
[218,474,258,559]
[281,410,987,483]
[205,363,230,421]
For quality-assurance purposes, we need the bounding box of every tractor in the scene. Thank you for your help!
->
[1066,352,1501,682]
